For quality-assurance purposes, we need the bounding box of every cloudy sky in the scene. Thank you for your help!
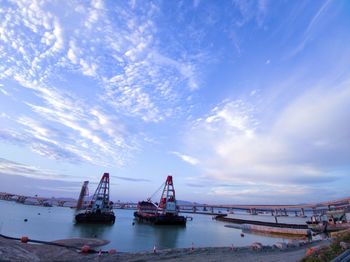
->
[0,0,349,204]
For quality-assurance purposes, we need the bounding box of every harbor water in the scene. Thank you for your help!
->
[0,200,307,252]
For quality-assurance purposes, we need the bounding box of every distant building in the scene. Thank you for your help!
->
[24,198,40,205]
[63,201,77,208]
[10,195,19,201]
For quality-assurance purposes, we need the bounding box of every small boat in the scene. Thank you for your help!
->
[75,173,115,224]
[307,210,350,233]
[134,176,186,225]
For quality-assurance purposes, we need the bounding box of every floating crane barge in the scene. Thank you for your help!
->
[134,176,186,225]
[75,173,115,224]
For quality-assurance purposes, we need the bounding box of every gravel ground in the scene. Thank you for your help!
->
[0,236,330,262]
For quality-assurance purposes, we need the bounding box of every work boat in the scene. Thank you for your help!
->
[75,173,115,224]
[134,175,186,225]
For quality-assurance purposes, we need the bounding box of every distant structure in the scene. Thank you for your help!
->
[76,181,89,210]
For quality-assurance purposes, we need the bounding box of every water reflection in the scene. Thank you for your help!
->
[154,225,185,249]
[132,222,185,250]
[72,223,112,239]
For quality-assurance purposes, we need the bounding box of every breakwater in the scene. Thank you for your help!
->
[215,214,311,236]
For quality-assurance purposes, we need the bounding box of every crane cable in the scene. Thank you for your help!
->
[147,182,165,202]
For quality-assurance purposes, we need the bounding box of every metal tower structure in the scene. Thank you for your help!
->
[90,172,110,212]
[76,181,89,210]
[158,175,178,214]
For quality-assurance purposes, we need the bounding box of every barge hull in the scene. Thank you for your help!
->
[242,224,311,236]
[215,215,308,229]
[216,215,311,236]
[134,212,186,225]
[75,212,115,224]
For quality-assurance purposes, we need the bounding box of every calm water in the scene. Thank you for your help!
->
[0,200,304,252]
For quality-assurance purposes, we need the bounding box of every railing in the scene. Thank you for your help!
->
[330,249,350,262]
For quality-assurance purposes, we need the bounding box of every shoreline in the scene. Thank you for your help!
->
[0,236,329,262]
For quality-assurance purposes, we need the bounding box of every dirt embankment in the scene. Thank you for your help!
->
[0,236,329,262]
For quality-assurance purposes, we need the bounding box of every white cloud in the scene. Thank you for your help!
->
[67,41,79,64]
[0,86,9,96]
[0,157,67,181]
[79,59,97,77]
[233,0,268,27]
[171,151,199,166]
[0,113,9,118]
[0,0,220,173]
[203,100,256,137]
[23,86,135,166]
[0,0,147,166]
[186,81,350,200]
[1,1,206,126]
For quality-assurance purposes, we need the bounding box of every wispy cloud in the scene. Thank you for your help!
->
[0,128,83,163]
[0,85,10,96]
[305,0,332,35]
[186,183,207,188]
[171,151,199,166]
[112,175,151,182]
[287,0,333,58]
[0,0,207,166]
[0,157,70,181]
[23,87,134,166]
[233,0,268,27]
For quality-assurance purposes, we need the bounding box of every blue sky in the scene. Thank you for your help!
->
[0,0,350,204]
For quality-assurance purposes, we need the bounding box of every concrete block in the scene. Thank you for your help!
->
[287,240,300,248]
[340,241,350,249]
[251,242,263,250]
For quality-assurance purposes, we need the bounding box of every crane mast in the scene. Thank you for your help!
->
[90,172,110,212]
[158,176,178,215]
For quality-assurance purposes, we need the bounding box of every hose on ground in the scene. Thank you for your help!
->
[0,233,103,253]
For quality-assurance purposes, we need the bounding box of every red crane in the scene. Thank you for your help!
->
[75,173,115,224]
[158,176,178,215]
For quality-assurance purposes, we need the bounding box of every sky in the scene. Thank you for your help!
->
[0,0,350,204]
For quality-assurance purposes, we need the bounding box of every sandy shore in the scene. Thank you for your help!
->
[0,236,329,262]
